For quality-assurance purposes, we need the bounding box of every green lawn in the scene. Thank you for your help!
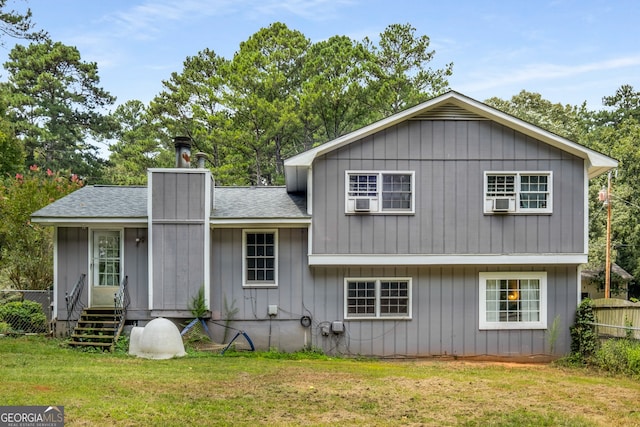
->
[1,336,639,426]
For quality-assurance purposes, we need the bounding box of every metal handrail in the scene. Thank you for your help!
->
[113,276,130,336]
[65,273,86,335]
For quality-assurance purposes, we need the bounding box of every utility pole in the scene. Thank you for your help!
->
[604,171,612,299]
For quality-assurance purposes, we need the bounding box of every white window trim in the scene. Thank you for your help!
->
[345,170,415,214]
[344,277,412,320]
[479,272,547,330]
[483,171,553,214]
[88,228,124,287]
[242,229,278,288]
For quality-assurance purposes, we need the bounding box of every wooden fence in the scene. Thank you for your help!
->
[591,298,640,339]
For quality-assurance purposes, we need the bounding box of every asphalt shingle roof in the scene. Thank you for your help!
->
[32,186,148,219]
[31,185,308,221]
[213,187,307,218]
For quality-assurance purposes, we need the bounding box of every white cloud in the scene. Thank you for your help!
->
[252,0,355,20]
[103,0,355,41]
[106,0,237,40]
[459,55,640,92]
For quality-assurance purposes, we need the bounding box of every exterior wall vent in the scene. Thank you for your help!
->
[410,103,488,121]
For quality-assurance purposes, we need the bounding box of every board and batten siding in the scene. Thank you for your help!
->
[150,170,209,314]
[123,228,149,319]
[56,227,88,320]
[209,227,313,350]
[312,119,585,256]
[305,265,577,357]
[208,226,575,356]
[55,227,149,321]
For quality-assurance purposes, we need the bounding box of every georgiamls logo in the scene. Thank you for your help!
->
[0,405,64,426]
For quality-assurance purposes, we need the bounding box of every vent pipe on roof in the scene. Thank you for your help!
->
[174,136,192,168]
[195,152,208,169]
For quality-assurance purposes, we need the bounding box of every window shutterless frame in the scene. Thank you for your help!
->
[478,272,547,330]
[242,229,278,288]
[344,278,412,320]
[345,171,415,214]
[483,171,552,214]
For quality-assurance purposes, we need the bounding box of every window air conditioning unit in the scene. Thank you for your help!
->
[354,198,371,212]
[492,198,514,213]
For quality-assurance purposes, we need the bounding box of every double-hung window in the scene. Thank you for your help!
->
[243,230,278,287]
[344,278,412,319]
[484,172,552,214]
[346,171,414,214]
[479,272,547,329]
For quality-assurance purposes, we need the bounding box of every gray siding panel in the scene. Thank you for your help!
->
[312,120,585,255]
[152,224,204,310]
[57,227,147,320]
[56,227,88,319]
[152,172,205,221]
[297,265,577,357]
[209,228,312,350]
[364,265,568,357]
[124,228,148,314]
[150,171,207,313]
[208,229,577,356]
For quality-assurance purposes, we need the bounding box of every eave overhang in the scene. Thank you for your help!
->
[30,217,148,227]
[209,218,311,227]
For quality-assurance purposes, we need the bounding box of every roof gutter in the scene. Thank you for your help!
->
[30,217,148,227]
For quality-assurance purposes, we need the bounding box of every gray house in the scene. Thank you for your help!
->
[32,91,617,357]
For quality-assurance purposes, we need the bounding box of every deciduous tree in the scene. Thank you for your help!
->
[0,166,82,289]
[484,90,587,141]
[582,98,640,290]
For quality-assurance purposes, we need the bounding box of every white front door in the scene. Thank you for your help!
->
[91,230,122,307]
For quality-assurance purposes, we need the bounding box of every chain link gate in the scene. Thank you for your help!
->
[0,290,54,335]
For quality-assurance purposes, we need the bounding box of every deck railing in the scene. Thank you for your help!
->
[65,273,86,335]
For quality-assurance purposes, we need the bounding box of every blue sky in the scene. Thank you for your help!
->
[3,0,640,111]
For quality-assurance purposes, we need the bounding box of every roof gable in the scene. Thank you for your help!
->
[284,91,618,192]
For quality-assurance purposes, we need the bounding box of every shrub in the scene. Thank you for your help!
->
[189,285,207,319]
[627,346,640,375]
[569,298,598,361]
[592,339,640,378]
[0,321,11,334]
[0,300,47,333]
[592,339,631,374]
[114,335,130,354]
